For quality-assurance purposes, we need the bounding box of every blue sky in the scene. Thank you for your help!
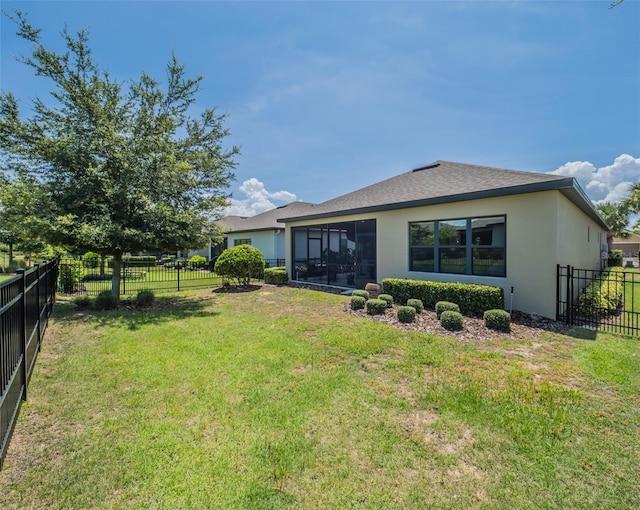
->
[1,1,639,217]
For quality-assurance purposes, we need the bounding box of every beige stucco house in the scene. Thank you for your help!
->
[279,160,609,319]
[213,201,315,265]
[611,232,640,259]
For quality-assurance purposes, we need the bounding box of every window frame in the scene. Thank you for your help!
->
[409,215,506,277]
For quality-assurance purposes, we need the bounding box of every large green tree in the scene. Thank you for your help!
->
[597,201,631,239]
[0,12,238,296]
[0,160,51,266]
[624,182,640,233]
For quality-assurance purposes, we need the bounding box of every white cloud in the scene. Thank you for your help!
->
[225,178,297,217]
[549,154,640,204]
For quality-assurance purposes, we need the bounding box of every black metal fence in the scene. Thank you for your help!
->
[58,257,286,297]
[557,265,640,336]
[1,257,59,470]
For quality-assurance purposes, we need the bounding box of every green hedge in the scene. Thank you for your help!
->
[350,296,366,310]
[578,267,624,316]
[264,267,289,284]
[440,310,463,331]
[435,301,460,319]
[608,249,624,267]
[397,306,416,323]
[484,309,511,332]
[366,298,387,315]
[352,289,370,300]
[407,298,424,314]
[59,260,84,294]
[123,255,157,266]
[382,278,504,316]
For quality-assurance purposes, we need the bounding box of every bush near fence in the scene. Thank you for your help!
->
[382,278,504,316]
[577,267,624,316]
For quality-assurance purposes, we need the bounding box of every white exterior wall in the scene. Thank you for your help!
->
[555,195,607,271]
[285,190,605,319]
[227,230,284,261]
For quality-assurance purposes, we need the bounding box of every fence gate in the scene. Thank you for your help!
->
[556,265,640,337]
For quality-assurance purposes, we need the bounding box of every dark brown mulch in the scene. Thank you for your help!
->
[344,302,570,341]
[212,283,263,293]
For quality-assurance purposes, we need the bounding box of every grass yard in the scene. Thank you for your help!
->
[1,286,639,509]
[78,266,223,295]
[624,268,640,311]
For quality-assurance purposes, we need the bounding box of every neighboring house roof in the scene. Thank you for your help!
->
[612,231,640,243]
[278,160,609,229]
[218,201,316,233]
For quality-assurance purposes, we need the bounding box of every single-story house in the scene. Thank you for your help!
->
[279,160,609,319]
[213,201,315,265]
[611,231,640,259]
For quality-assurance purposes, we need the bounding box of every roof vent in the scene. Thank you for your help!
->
[412,162,440,172]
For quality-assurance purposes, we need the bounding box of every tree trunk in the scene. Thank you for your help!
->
[8,242,14,266]
[111,252,122,298]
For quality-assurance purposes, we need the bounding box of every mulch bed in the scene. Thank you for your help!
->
[344,302,570,341]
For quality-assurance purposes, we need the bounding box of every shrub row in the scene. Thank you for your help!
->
[123,255,157,266]
[577,267,624,316]
[350,289,511,332]
[74,290,155,310]
[382,278,504,316]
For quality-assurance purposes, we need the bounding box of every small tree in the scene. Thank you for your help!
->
[214,245,265,287]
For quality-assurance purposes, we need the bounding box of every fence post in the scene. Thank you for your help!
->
[177,263,181,292]
[34,263,41,352]
[16,269,27,402]
[566,265,573,326]
[556,264,561,321]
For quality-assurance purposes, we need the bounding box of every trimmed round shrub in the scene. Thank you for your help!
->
[136,290,155,308]
[440,310,463,331]
[436,301,460,319]
[188,254,207,268]
[484,309,511,332]
[378,294,394,308]
[264,267,289,284]
[214,245,266,286]
[350,295,366,310]
[397,306,416,323]
[94,290,119,310]
[352,289,370,299]
[82,251,100,269]
[366,298,387,315]
[72,295,93,309]
[407,298,424,314]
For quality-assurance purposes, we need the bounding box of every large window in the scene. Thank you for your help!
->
[410,216,505,277]
[291,219,376,287]
[234,238,251,246]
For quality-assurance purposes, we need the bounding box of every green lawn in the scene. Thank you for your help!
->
[623,268,640,312]
[77,266,223,295]
[1,287,639,509]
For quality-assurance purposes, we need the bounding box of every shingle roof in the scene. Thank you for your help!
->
[218,201,316,233]
[278,160,608,229]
